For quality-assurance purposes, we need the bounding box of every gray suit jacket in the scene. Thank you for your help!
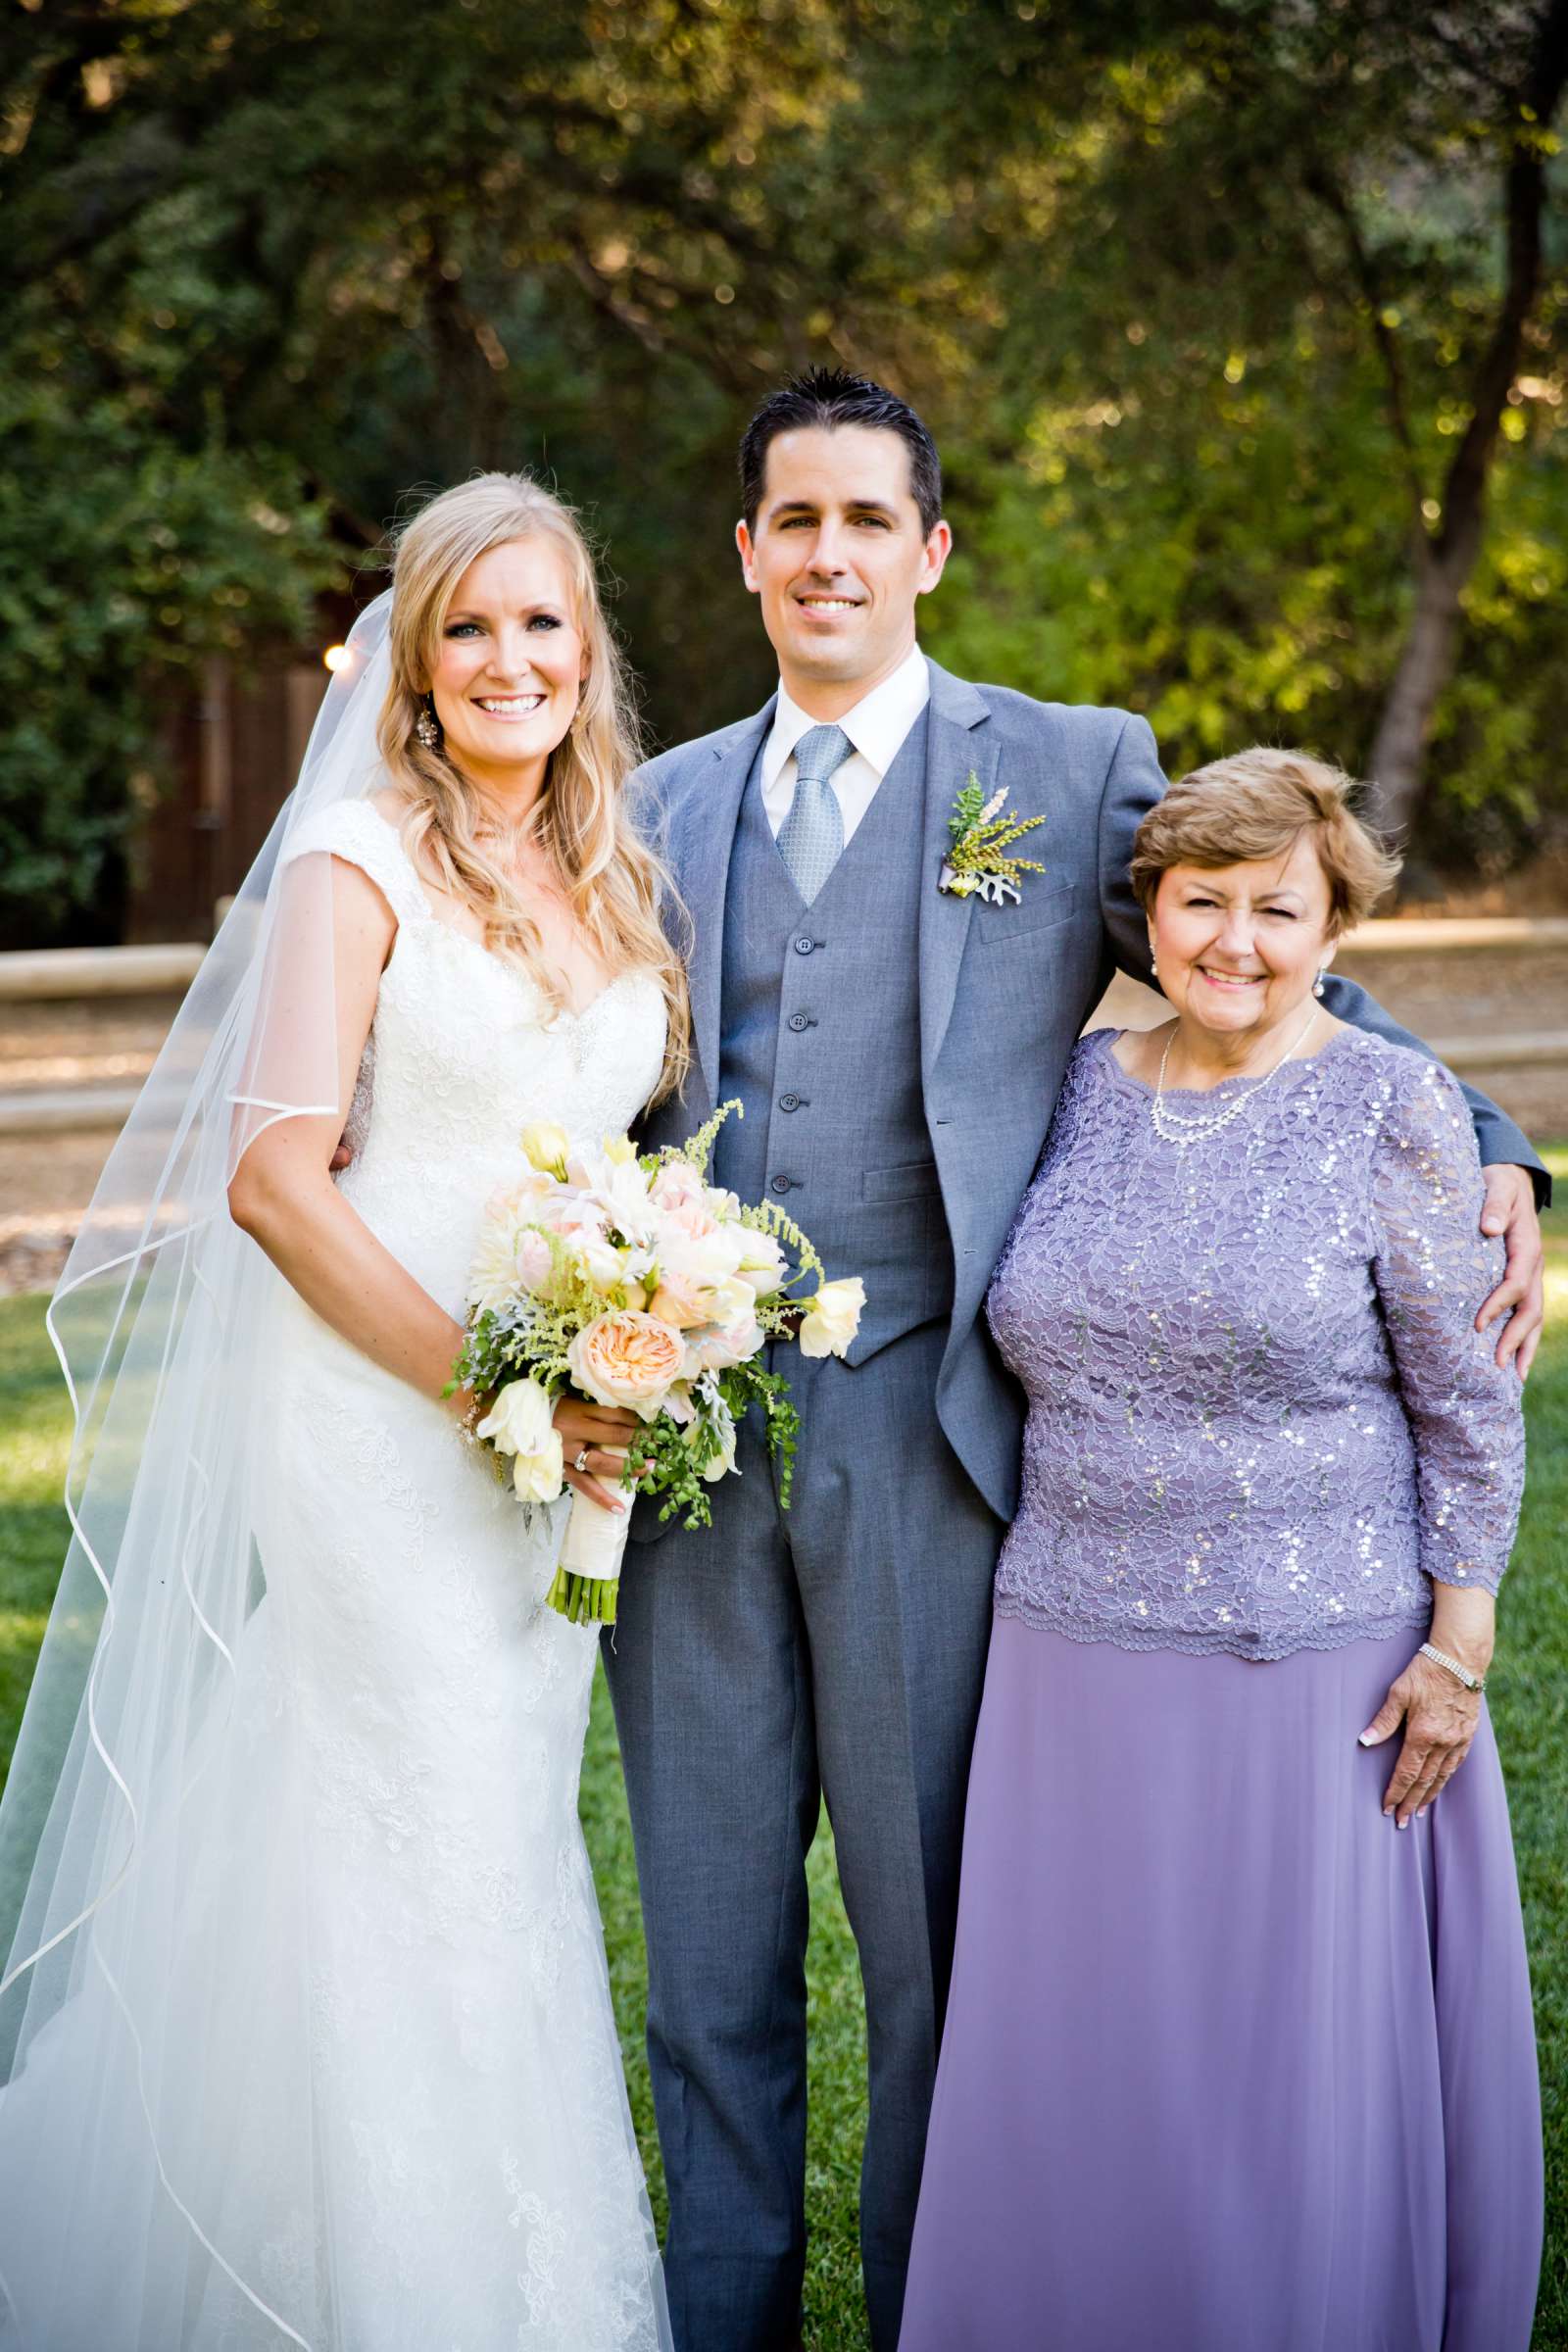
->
[636,660,1544,1524]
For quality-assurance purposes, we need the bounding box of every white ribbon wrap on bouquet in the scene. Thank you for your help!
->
[545,1485,633,1623]
[558,1489,633,1586]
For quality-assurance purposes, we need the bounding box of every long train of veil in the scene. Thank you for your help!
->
[0,596,394,2343]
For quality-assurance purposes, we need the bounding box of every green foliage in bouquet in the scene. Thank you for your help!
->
[625,1366,801,1534]
[454,1234,616,1403]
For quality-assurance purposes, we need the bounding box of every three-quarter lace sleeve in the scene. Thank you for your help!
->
[1370,1058,1525,1593]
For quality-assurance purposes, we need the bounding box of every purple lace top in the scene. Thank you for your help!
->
[988,1028,1525,1660]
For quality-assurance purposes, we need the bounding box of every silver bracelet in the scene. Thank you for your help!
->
[1419,1641,1486,1694]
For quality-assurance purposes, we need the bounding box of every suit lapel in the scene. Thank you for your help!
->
[917,660,998,1086]
[675,700,775,1104]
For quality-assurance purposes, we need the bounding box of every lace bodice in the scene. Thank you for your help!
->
[284,798,667,1317]
[988,1028,1525,1660]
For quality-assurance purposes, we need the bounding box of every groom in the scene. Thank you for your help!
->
[606,367,1546,2352]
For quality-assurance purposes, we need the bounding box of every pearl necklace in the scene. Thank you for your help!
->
[1151,1005,1322,1149]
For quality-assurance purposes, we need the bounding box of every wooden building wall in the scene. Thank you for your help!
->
[125,655,332,943]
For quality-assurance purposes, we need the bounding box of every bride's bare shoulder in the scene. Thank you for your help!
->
[368,786,409,831]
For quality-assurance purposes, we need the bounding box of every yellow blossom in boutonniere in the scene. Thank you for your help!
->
[939,774,1047,905]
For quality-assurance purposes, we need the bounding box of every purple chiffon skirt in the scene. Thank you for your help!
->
[900,1618,1543,2352]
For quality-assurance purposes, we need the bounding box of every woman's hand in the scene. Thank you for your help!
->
[553,1397,641,1514]
[1359,1586,1495,1828]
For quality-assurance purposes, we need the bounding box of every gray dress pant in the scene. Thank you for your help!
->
[605,1322,1000,2352]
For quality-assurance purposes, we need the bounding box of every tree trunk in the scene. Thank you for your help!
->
[1364,0,1568,846]
[1366,539,1473,841]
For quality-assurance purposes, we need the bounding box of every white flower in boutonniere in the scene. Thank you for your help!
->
[938,773,1048,906]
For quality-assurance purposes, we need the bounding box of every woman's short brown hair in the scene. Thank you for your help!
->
[1129,748,1400,937]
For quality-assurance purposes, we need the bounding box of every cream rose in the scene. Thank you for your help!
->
[686,1307,764,1376]
[515,1229,555,1291]
[574,1234,629,1294]
[567,1310,686,1421]
[798,1276,866,1360]
[648,1273,716,1331]
[658,1217,747,1292]
[650,1157,707,1214]
[474,1378,564,1502]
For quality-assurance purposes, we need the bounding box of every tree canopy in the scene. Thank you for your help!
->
[4,0,1565,939]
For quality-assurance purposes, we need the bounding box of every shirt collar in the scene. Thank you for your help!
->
[761,641,931,790]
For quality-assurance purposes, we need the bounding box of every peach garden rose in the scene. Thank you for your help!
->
[567,1309,687,1421]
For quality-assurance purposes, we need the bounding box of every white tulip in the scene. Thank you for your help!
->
[475,1378,564,1502]
[734,1229,788,1297]
[798,1277,866,1360]
[512,1440,564,1504]
[520,1122,570,1178]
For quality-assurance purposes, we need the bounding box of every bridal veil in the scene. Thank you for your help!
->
[0,596,391,2344]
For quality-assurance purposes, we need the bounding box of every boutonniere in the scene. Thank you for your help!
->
[938,774,1048,905]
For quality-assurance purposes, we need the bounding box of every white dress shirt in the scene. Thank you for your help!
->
[760,641,931,847]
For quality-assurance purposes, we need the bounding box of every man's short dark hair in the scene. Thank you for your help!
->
[739,367,943,538]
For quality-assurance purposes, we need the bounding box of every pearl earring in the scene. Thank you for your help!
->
[1313,968,1327,999]
[415,697,440,750]
[1149,947,1158,979]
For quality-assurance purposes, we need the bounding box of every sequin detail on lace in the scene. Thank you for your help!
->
[987,1028,1525,1661]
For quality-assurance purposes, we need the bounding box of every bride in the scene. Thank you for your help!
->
[0,475,686,2348]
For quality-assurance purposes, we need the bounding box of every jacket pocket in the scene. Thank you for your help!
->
[972,879,1076,950]
[861,1158,943,1204]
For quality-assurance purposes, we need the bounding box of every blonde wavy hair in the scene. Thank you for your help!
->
[376,473,690,1102]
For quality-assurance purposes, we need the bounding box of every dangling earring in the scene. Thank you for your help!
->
[415,696,440,751]
[1313,968,1327,999]
[1148,945,1158,979]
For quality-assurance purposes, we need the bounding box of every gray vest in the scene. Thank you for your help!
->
[713,715,953,1359]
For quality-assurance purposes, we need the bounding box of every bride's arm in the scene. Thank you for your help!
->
[227,855,470,1411]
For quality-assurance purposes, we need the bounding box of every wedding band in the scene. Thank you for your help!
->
[573,1447,591,1474]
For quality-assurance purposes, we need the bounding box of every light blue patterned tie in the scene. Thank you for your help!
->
[777,723,851,906]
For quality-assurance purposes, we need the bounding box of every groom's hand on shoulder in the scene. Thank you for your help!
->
[1478,1164,1544,1379]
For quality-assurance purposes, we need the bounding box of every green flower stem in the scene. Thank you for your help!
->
[546,1568,619,1625]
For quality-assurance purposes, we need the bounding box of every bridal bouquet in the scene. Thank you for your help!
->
[453,1102,864,1626]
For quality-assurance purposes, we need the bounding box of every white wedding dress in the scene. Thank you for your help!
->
[0,800,672,2350]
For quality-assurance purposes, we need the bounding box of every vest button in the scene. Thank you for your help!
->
[794,936,814,956]
[770,1175,792,1195]
[788,1012,810,1033]
[779,1093,801,1112]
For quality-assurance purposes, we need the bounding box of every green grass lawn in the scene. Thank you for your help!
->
[3,1153,1565,2348]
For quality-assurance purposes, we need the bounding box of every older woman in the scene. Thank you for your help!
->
[899,751,1542,2352]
